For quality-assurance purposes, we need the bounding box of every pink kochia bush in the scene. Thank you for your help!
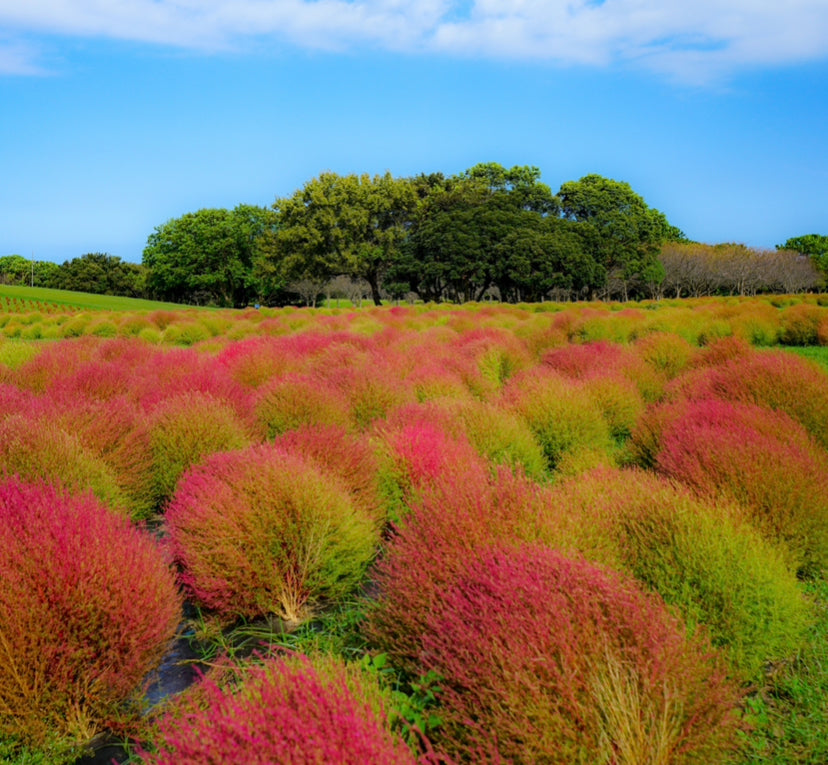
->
[365,465,558,674]
[0,478,181,749]
[669,345,828,449]
[420,545,743,765]
[144,655,418,765]
[166,445,380,625]
[652,398,828,574]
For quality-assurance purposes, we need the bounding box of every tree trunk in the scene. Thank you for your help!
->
[368,272,382,306]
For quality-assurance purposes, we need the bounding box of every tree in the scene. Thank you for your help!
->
[0,255,61,288]
[51,253,147,297]
[777,234,828,286]
[558,175,683,300]
[264,172,418,306]
[395,163,572,302]
[143,205,276,307]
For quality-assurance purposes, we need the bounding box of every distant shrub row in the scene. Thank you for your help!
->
[0,294,826,348]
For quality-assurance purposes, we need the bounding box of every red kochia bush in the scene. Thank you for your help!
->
[669,346,828,449]
[166,445,380,625]
[653,398,828,574]
[144,655,417,765]
[420,546,742,765]
[274,425,385,524]
[365,466,558,674]
[0,479,181,748]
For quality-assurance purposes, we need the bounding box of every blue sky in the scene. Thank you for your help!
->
[1,1,827,265]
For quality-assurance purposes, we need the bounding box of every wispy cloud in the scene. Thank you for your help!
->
[1,0,827,81]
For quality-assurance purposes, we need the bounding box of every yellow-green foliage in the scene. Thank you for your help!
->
[548,467,813,679]
[439,399,548,480]
[633,332,695,381]
[161,321,212,346]
[254,374,352,438]
[779,303,824,345]
[582,375,645,441]
[0,415,129,513]
[0,340,39,370]
[149,392,252,504]
[503,368,613,471]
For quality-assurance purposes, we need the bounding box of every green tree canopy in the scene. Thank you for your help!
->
[393,163,583,302]
[558,174,684,299]
[51,253,147,297]
[143,205,275,307]
[264,172,418,306]
[0,255,60,288]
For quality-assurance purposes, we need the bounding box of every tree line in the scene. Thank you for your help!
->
[3,164,825,306]
[0,253,146,296]
[142,164,685,307]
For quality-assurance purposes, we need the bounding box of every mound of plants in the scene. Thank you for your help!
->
[0,478,181,757]
[0,413,130,513]
[501,367,614,471]
[147,391,253,505]
[254,373,351,438]
[669,343,828,449]
[141,655,419,765]
[647,398,828,575]
[547,467,813,678]
[418,544,743,764]
[274,425,385,524]
[166,444,380,626]
[365,466,558,674]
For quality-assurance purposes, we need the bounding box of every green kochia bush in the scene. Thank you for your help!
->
[651,398,828,575]
[502,367,613,471]
[166,444,380,626]
[148,391,252,505]
[548,467,813,679]
[142,655,418,765]
[0,478,181,753]
[419,545,743,765]
[0,414,130,513]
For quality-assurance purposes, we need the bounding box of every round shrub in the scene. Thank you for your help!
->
[0,478,181,751]
[0,414,129,513]
[548,467,813,678]
[371,411,491,521]
[12,336,98,392]
[779,303,823,345]
[48,395,157,520]
[143,655,417,765]
[443,398,548,480]
[632,331,695,380]
[502,368,613,471]
[166,445,380,625]
[274,425,385,524]
[419,545,742,765]
[148,391,252,505]
[581,374,645,441]
[670,346,828,450]
[365,467,558,674]
[652,398,828,575]
[254,373,351,438]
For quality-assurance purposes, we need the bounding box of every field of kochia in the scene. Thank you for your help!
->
[0,293,827,764]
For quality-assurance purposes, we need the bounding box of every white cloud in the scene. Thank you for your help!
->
[0,37,49,75]
[1,0,827,81]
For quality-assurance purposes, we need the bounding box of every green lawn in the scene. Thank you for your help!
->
[0,284,203,312]
[785,346,828,371]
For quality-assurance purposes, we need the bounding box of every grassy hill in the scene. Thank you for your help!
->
[0,284,203,312]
